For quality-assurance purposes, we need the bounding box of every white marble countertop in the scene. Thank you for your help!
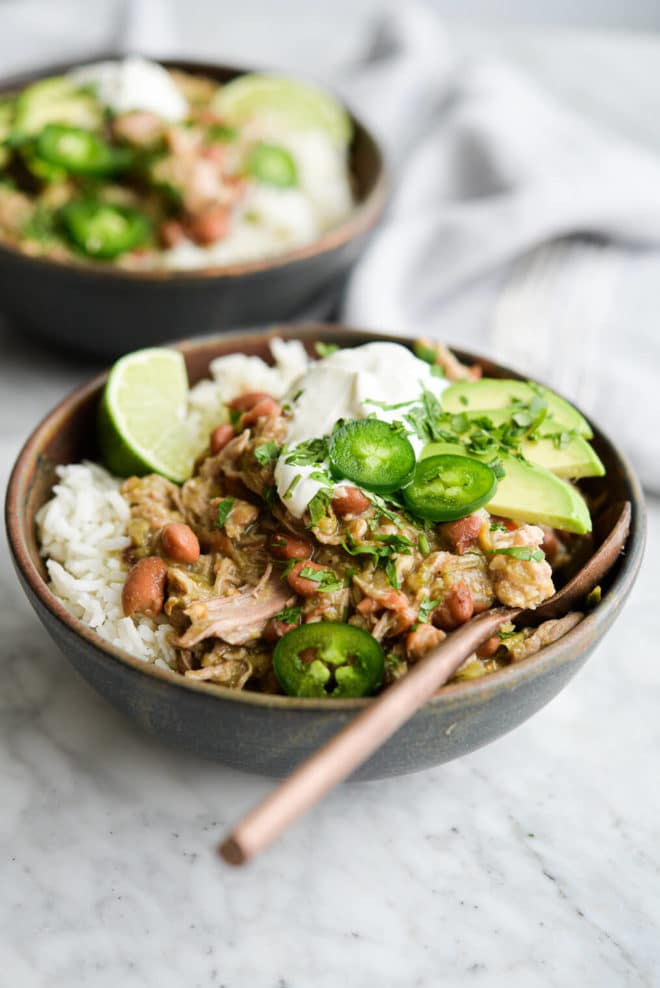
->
[2,21,660,988]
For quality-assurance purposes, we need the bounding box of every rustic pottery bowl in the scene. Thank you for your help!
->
[5,325,646,779]
[0,61,386,358]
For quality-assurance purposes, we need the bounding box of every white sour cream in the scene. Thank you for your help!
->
[70,56,188,122]
[274,342,449,517]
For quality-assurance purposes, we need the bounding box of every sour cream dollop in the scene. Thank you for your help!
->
[274,342,449,518]
[70,56,188,122]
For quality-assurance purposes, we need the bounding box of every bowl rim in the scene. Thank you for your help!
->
[0,56,388,282]
[5,324,647,713]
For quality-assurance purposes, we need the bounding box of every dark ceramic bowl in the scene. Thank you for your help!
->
[5,325,646,779]
[0,61,386,358]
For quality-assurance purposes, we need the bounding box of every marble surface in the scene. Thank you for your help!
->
[2,23,660,988]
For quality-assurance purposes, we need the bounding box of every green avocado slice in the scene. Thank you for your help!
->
[421,442,592,534]
[13,76,102,138]
[442,379,593,439]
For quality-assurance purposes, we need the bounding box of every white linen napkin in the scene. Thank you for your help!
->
[340,3,660,492]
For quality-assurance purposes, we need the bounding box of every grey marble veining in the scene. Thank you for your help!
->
[1,314,659,987]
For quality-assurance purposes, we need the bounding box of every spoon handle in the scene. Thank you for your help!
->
[219,606,515,866]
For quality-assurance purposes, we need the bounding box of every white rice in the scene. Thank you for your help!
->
[36,339,310,667]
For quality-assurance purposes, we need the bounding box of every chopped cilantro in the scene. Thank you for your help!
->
[254,441,280,466]
[275,606,302,624]
[418,532,430,555]
[314,342,339,358]
[285,438,329,466]
[284,474,301,500]
[488,457,506,480]
[297,565,342,592]
[263,485,277,508]
[281,558,299,578]
[498,623,519,641]
[385,559,400,589]
[491,546,545,562]
[490,521,508,532]
[459,395,469,406]
[417,596,440,624]
[309,470,333,486]
[308,488,332,526]
[342,532,412,561]
[217,498,235,528]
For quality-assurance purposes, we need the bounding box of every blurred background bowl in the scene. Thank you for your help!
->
[0,60,386,358]
[5,324,645,779]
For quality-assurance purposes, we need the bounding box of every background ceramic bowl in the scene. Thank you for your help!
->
[0,61,386,358]
[5,325,646,780]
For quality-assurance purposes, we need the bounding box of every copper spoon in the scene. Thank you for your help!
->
[220,501,631,866]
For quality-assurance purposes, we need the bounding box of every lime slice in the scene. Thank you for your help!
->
[98,348,200,483]
[212,73,352,148]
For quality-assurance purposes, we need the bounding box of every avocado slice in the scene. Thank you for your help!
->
[442,379,593,438]
[421,442,592,534]
[449,408,604,478]
[14,76,102,138]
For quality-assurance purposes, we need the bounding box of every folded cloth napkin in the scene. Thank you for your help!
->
[340,2,660,492]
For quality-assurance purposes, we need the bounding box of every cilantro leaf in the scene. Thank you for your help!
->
[285,438,329,466]
[275,606,302,624]
[254,441,280,466]
[314,342,339,358]
[217,498,235,528]
[491,546,545,562]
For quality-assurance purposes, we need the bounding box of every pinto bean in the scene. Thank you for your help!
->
[476,636,501,659]
[210,423,235,455]
[440,513,483,554]
[432,580,474,630]
[186,204,230,245]
[332,487,371,517]
[227,391,274,411]
[286,560,333,597]
[239,397,281,429]
[122,557,168,617]
[160,523,200,565]
[269,533,313,561]
[406,623,446,662]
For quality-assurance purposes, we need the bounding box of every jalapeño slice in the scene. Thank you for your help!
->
[36,124,132,176]
[402,454,498,523]
[59,199,150,260]
[328,419,415,494]
[273,623,384,699]
[246,143,298,187]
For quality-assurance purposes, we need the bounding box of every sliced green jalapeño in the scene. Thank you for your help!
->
[246,142,298,187]
[36,124,132,176]
[273,623,384,698]
[329,419,415,494]
[59,199,150,260]
[402,453,498,523]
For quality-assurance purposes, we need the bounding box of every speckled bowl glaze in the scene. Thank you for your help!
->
[5,325,646,779]
[0,61,386,358]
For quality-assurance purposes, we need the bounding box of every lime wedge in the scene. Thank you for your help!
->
[98,348,200,483]
[212,73,352,148]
